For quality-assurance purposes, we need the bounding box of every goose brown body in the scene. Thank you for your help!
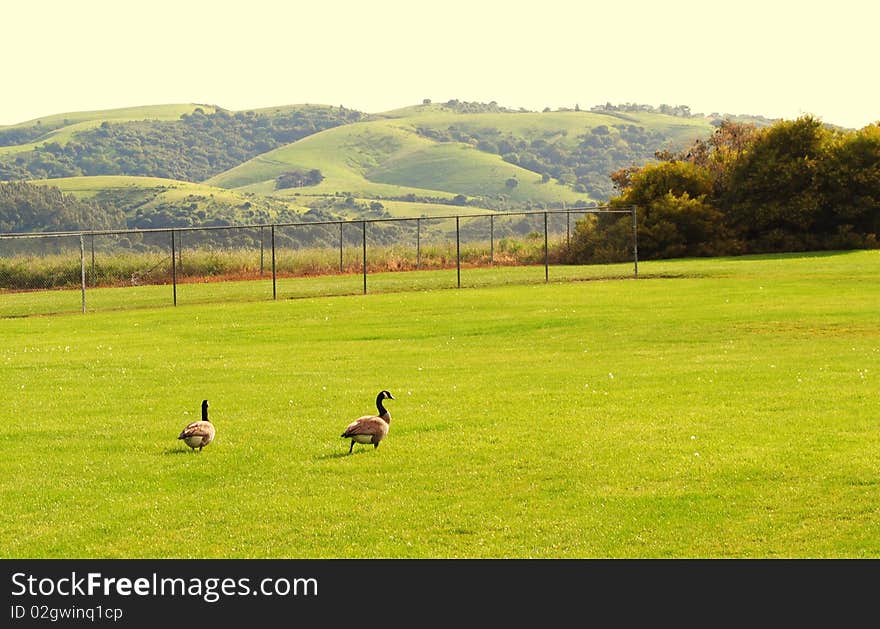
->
[342,390,394,454]
[178,400,215,451]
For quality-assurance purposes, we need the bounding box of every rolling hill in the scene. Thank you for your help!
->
[205,117,588,206]
[0,104,221,157]
[1,100,731,231]
[26,175,312,228]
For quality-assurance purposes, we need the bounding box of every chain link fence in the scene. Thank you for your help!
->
[0,208,637,317]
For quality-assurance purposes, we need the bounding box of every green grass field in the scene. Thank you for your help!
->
[0,260,639,318]
[1,250,878,558]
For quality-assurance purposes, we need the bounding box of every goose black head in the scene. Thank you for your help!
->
[374,390,394,421]
[201,399,209,420]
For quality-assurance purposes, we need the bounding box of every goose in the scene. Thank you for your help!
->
[341,390,395,454]
[178,399,215,452]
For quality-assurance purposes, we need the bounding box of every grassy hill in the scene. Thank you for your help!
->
[28,175,312,228]
[3,100,725,230]
[0,104,220,156]
[0,103,219,130]
[207,105,714,208]
[207,118,586,205]
[384,105,712,144]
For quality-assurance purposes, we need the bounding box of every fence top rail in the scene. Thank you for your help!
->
[0,205,636,240]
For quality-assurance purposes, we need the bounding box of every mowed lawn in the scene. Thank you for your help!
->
[0,251,878,558]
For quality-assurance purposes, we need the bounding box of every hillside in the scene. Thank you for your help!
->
[203,105,717,208]
[1,100,738,231]
[0,104,362,180]
[28,176,315,229]
[205,117,588,207]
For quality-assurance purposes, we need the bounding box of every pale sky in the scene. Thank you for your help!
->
[2,0,877,129]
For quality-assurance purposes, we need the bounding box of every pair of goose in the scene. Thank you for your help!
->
[177,390,395,455]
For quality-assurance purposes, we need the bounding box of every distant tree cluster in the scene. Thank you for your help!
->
[0,180,345,235]
[0,106,362,183]
[567,117,880,262]
[275,169,324,190]
[590,102,696,118]
[0,120,68,147]
[95,188,332,231]
[0,181,125,232]
[306,195,391,218]
[589,102,785,127]
[441,100,519,114]
[124,197,314,231]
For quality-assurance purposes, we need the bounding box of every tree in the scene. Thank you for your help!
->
[576,115,878,262]
[722,116,828,249]
[637,192,734,258]
[275,168,324,190]
[0,181,125,232]
[568,157,731,262]
[617,160,714,208]
[816,123,880,241]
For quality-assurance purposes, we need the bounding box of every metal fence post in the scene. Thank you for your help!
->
[632,206,639,279]
[170,230,177,306]
[339,222,344,273]
[490,214,494,264]
[456,216,461,288]
[271,225,277,299]
[362,221,367,295]
[260,225,264,276]
[566,210,571,253]
[544,211,549,283]
[80,234,86,313]
[416,218,421,270]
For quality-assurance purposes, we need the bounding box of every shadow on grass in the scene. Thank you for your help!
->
[162,447,205,455]
[315,448,373,460]
[736,249,858,262]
